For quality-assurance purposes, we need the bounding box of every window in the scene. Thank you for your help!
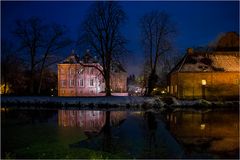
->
[78,79,84,87]
[90,68,94,74]
[70,80,75,87]
[90,79,94,86]
[174,85,177,93]
[70,68,75,75]
[61,80,66,87]
[170,86,173,94]
[235,79,239,85]
[60,68,65,74]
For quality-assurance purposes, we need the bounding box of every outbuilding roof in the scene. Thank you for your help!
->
[171,51,239,73]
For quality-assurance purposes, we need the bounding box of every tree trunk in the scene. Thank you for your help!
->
[146,70,156,96]
[105,77,111,96]
[30,70,34,95]
[102,111,111,152]
[37,69,44,95]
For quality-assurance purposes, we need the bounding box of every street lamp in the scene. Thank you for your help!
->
[201,80,206,99]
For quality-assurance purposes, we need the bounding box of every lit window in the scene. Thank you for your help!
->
[90,79,94,86]
[70,68,75,75]
[78,79,84,87]
[70,80,75,87]
[174,85,177,93]
[202,80,206,85]
[61,80,66,87]
[170,86,173,94]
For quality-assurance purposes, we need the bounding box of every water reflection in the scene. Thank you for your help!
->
[58,110,127,138]
[144,111,157,150]
[2,108,238,159]
[164,110,239,158]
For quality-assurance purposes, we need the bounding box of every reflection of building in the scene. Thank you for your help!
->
[58,110,127,133]
[58,110,105,132]
[58,50,127,96]
[168,32,239,100]
[165,111,239,155]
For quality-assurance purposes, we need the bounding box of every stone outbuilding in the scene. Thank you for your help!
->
[168,48,239,100]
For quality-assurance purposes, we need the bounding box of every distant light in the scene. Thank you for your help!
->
[200,124,205,130]
[161,90,166,94]
[202,80,207,85]
[51,88,54,91]
[153,88,157,91]
[51,95,54,97]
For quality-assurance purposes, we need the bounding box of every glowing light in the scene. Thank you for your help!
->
[153,88,157,91]
[161,90,166,94]
[200,123,205,130]
[1,84,11,94]
[202,80,207,85]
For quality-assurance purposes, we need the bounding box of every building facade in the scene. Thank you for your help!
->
[168,49,239,100]
[58,51,127,96]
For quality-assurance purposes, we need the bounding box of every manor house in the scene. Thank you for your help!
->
[58,50,127,96]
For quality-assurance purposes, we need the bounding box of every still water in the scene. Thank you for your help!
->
[1,108,239,159]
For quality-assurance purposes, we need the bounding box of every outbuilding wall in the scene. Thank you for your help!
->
[170,72,239,100]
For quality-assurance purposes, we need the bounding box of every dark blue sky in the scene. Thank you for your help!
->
[1,1,239,75]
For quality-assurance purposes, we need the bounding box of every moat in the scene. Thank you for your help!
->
[1,107,239,159]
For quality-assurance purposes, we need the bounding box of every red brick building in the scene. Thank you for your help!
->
[58,50,127,96]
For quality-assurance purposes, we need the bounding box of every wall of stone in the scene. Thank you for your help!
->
[170,72,239,100]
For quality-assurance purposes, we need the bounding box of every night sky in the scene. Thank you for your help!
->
[1,1,239,75]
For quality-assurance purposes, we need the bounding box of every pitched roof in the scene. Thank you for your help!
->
[81,50,97,63]
[62,50,80,64]
[112,62,126,73]
[60,50,127,73]
[171,51,239,73]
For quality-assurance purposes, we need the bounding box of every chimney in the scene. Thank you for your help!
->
[187,48,194,55]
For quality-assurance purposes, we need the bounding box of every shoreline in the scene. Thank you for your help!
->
[1,96,239,111]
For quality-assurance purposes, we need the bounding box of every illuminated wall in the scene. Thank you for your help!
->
[58,63,127,96]
[170,72,240,100]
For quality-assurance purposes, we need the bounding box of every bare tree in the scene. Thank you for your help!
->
[14,17,72,94]
[140,11,176,95]
[1,40,25,94]
[79,1,127,96]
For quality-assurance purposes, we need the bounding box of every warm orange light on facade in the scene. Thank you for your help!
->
[201,80,207,85]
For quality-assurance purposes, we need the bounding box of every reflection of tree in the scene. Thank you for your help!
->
[144,111,158,153]
[68,110,127,153]
[101,111,112,152]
